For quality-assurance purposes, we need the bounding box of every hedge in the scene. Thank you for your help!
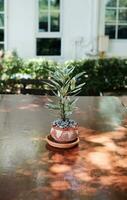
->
[0,51,127,95]
[66,58,127,95]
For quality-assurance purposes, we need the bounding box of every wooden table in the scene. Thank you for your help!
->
[0,95,127,200]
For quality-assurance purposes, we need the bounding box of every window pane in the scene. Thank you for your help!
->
[39,0,48,32]
[119,9,127,23]
[105,9,116,22]
[39,12,48,31]
[37,38,61,55]
[105,25,116,38]
[119,0,127,7]
[106,0,117,7]
[51,0,60,10]
[0,14,4,27]
[0,29,4,41]
[51,12,60,31]
[0,44,4,50]
[0,43,4,50]
[0,0,4,12]
[39,0,48,10]
[118,25,127,38]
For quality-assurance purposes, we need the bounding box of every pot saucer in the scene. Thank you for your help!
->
[46,135,79,149]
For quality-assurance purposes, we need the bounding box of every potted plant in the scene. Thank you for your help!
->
[46,65,85,148]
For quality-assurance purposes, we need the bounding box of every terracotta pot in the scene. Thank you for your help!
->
[50,125,78,143]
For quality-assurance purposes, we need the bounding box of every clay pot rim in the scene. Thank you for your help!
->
[52,125,78,131]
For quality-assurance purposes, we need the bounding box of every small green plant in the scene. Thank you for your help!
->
[46,66,85,123]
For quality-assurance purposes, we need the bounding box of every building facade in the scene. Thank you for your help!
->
[2,0,127,60]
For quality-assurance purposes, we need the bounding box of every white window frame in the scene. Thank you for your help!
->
[36,0,63,57]
[100,0,127,40]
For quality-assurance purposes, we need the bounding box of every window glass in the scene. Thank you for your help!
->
[105,9,116,23]
[105,0,127,39]
[0,29,4,41]
[37,0,61,56]
[0,13,4,27]
[119,0,127,7]
[0,43,4,50]
[0,0,4,12]
[51,0,60,10]
[39,0,48,32]
[51,12,60,31]
[39,0,60,32]
[118,25,127,38]
[37,38,61,55]
[39,0,48,10]
[105,25,116,38]
[106,0,117,7]
[39,12,48,31]
[119,9,127,23]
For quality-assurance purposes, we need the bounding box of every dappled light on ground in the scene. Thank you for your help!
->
[50,164,71,173]
[87,151,112,170]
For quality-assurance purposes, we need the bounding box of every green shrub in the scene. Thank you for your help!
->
[1,50,24,80]
[22,58,58,79]
[65,58,127,95]
[0,51,127,95]
[98,58,127,90]
[0,50,24,93]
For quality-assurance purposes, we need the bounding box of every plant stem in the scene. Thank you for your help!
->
[60,98,66,121]
[62,103,65,121]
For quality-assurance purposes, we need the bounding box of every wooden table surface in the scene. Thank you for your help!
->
[0,95,127,200]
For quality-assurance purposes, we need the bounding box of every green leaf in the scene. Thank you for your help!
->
[70,98,78,105]
[65,111,73,117]
[74,82,86,90]
[57,90,61,97]
[50,79,61,89]
[70,78,76,90]
[43,81,56,89]
[74,71,85,80]
[66,67,74,75]
[50,89,57,96]
[46,103,60,110]
[61,84,70,96]
[69,87,82,95]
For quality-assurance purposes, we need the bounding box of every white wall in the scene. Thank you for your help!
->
[108,41,127,57]
[62,0,95,60]
[7,0,97,60]
[7,0,36,58]
[6,0,127,60]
